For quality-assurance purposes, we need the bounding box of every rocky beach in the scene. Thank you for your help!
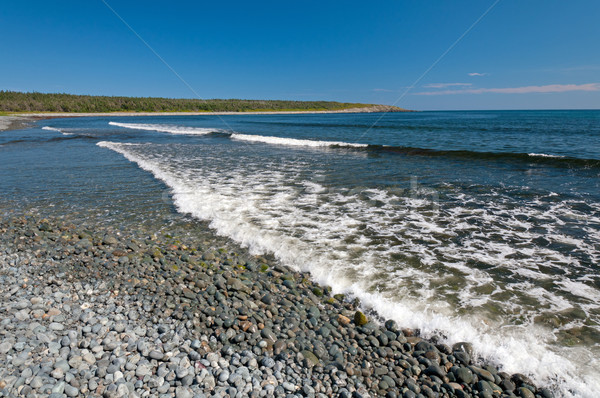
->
[0,116,35,132]
[0,215,553,398]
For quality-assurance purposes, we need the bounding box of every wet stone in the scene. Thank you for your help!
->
[354,311,368,326]
[519,387,536,398]
[455,367,474,384]
[0,216,552,398]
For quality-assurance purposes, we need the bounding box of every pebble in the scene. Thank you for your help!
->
[176,386,193,398]
[455,367,474,384]
[49,322,64,331]
[519,387,536,398]
[149,350,164,360]
[64,384,79,397]
[0,216,552,398]
[51,368,64,379]
[0,342,13,354]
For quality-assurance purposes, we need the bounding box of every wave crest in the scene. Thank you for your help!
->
[109,121,224,135]
[231,133,368,148]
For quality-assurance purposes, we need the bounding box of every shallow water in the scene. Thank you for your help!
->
[1,111,599,397]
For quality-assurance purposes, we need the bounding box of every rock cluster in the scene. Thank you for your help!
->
[0,216,553,397]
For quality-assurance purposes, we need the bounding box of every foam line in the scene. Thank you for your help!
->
[528,153,566,158]
[230,133,368,148]
[109,121,223,135]
[42,126,62,132]
[42,126,73,136]
[97,140,600,397]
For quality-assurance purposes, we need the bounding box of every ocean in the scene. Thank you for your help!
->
[1,110,599,397]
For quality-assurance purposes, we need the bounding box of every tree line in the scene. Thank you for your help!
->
[0,91,375,113]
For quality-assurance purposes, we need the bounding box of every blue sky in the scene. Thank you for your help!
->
[1,0,599,110]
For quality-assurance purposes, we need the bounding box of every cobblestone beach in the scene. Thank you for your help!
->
[0,216,552,398]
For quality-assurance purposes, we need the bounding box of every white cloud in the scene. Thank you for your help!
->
[424,83,472,89]
[414,83,600,96]
[468,72,488,76]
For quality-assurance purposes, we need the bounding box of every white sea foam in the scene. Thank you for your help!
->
[97,140,600,397]
[42,126,73,135]
[109,121,224,135]
[110,121,369,148]
[557,280,600,303]
[231,133,368,148]
[528,152,566,158]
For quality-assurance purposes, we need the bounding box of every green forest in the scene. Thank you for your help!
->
[0,91,389,113]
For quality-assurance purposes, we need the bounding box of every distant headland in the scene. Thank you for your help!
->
[0,91,409,116]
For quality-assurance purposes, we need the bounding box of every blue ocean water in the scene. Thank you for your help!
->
[1,110,599,397]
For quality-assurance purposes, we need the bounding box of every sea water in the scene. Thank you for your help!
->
[1,110,599,397]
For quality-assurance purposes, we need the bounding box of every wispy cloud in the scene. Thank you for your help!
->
[424,83,472,89]
[414,83,600,96]
[468,72,488,77]
[372,88,395,92]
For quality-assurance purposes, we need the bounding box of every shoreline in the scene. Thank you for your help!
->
[0,106,408,132]
[0,214,552,398]
[0,116,42,132]
[13,105,409,116]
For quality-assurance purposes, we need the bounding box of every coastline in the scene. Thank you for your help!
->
[0,105,408,132]
[0,214,552,398]
[0,116,40,132]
